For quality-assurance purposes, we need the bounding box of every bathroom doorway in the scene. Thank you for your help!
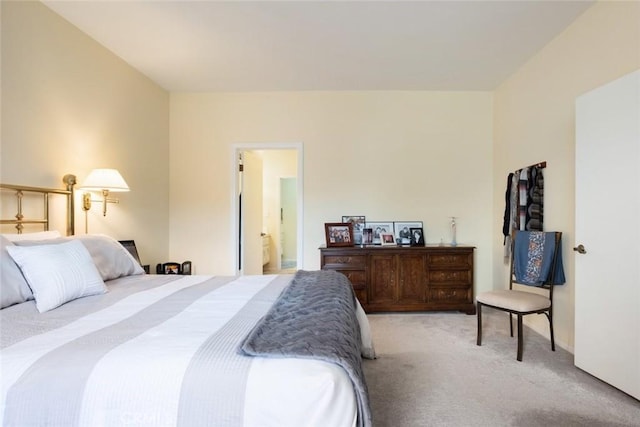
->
[279,177,297,272]
[233,143,303,275]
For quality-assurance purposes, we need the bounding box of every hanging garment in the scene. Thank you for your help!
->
[504,171,520,260]
[502,173,514,260]
[526,166,544,231]
[509,172,519,233]
[504,165,545,260]
[502,173,514,242]
[513,231,565,285]
[518,168,529,231]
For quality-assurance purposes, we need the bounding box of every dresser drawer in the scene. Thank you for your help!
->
[428,252,472,267]
[338,270,366,286]
[332,270,367,305]
[428,269,472,284]
[429,286,472,303]
[354,289,368,305]
[322,254,367,267]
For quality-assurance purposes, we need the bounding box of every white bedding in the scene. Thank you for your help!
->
[0,273,364,427]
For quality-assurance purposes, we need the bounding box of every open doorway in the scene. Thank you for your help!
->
[232,143,303,276]
[279,177,297,272]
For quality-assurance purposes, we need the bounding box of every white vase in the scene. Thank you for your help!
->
[450,217,457,246]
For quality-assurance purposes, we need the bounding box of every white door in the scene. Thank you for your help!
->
[574,70,640,399]
[240,151,264,275]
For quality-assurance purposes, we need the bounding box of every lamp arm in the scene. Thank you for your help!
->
[82,190,120,216]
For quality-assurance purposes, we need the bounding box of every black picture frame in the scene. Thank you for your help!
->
[164,262,181,274]
[118,240,142,265]
[181,261,192,275]
[410,227,425,246]
[156,262,181,274]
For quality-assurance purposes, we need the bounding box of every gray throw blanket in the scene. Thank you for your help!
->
[240,270,372,427]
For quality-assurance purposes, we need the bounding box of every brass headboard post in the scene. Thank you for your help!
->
[63,174,77,235]
[0,174,77,236]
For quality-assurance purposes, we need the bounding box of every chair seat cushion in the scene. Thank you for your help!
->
[476,289,550,312]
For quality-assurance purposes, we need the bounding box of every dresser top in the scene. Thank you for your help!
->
[319,244,475,250]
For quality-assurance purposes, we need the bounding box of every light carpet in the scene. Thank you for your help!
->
[363,310,640,427]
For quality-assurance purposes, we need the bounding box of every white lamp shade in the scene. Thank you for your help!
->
[80,169,130,192]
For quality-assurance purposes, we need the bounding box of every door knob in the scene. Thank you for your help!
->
[573,244,587,254]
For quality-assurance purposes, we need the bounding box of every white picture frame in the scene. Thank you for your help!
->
[342,215,366,245]
[379,232,396,246]
[365,221,394,245]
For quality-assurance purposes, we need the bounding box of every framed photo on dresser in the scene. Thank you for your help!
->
[380,232,396,246]
[410,227,425,246]
[362,228,373,245]
[324,223,354,247]
[394,221,423,245]
[342,216,366,245]
[365,221,394,245]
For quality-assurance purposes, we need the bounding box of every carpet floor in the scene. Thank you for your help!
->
[363,310,640,427]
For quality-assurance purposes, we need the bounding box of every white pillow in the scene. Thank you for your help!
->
[15,234,145,281]
[2,230,61,242]
[68,235,145,280]
[0,236,34,308]
[6,240,107,313]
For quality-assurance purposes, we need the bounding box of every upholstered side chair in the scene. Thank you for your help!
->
[476,231,563,361]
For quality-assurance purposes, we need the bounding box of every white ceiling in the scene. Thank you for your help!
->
[42,0,595,92]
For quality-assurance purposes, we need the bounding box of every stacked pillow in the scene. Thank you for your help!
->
[0,235,36,308]
[1,233,145,312]
[3,230,62,242]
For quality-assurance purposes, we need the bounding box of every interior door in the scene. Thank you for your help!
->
[240,150,264,275]
[574,70,640,399]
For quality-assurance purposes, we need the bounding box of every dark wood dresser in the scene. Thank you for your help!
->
[320,245,475,314]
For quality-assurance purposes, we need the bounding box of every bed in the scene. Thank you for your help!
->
[0,176,374,427]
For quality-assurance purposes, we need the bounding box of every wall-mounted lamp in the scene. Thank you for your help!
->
[80,168,130,216]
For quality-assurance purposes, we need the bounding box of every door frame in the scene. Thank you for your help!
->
[231,142,304,275]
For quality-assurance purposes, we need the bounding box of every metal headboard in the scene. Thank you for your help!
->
[0,174,76,236]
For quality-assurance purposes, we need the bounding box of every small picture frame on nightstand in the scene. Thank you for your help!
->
[164,262,181,274]
[181,261,192,275]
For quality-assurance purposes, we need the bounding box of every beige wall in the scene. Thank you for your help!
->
[6,0,637,355]
[170,91,495,289]
[1,1,170,267]
[493,1,640,351]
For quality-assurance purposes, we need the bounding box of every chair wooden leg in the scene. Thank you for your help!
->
[517,314,523,362]
[476,302,482,346]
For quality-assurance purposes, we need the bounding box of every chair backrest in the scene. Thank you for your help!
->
[509,231,563,296]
